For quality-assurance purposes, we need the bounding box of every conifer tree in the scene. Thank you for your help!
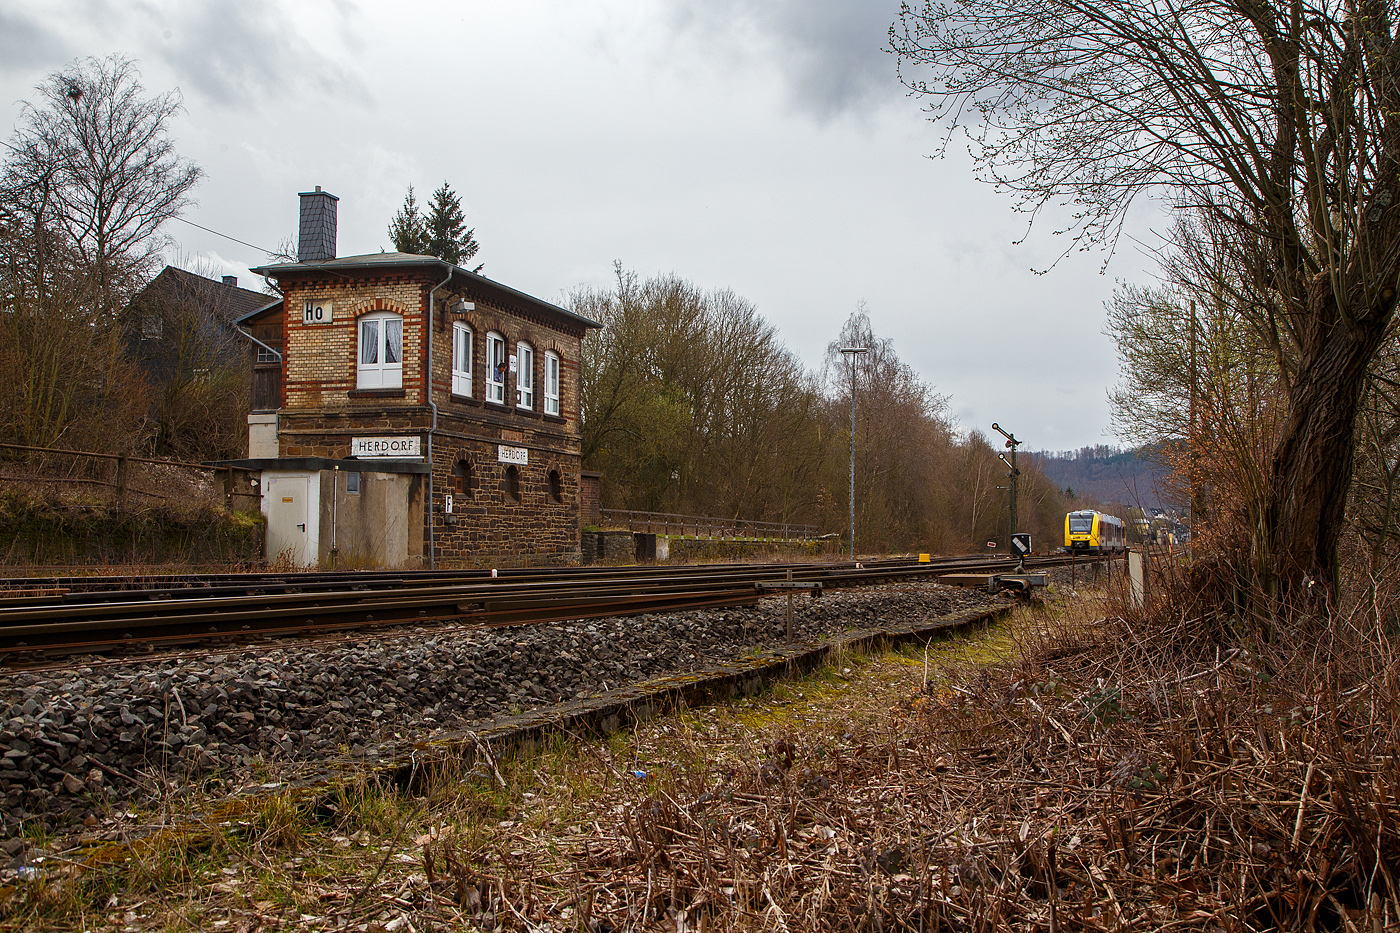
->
[386,182,482,271]
[386,186,429,255]
[425,182,481,271]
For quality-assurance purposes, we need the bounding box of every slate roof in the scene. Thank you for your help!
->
[133,265,273,325]
[250,252,602,330]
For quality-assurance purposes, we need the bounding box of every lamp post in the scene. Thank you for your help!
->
[839,346,868,560]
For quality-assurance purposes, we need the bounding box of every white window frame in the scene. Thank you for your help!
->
[357,311,403,389]
[485,331,506,404]
[451,321,473,397]
[516,341,534,409]
[544,351,560,416]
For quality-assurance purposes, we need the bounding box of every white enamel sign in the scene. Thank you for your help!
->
[303,299,334,324]
[351,436,421,458]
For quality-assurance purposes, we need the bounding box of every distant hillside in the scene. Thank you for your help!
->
[1029,445,1176,511]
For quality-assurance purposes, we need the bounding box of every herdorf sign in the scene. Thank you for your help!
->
[498,445,528,465]
[351,436,421,458]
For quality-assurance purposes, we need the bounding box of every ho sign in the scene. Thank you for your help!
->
[302,299,334,324]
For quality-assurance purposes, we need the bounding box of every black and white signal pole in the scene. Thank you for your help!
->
[992,422,1022,551]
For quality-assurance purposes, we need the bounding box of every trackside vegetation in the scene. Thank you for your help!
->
[5,580,1394,931]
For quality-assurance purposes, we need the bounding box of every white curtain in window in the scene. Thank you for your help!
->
[385,318,401,364]
[357,313,403,389]
[360,319,379,364]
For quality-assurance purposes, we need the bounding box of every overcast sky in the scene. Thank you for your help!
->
[2,0,1159,452]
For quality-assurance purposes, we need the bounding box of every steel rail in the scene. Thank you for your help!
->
[0,554,1071,606]
[0,556,938,595]
[0,555,1072,615]
[0,553,1109,663]
[0,588,764,657]
[0,555,1087,626]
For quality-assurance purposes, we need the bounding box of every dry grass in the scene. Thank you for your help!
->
[4,581,1397,931]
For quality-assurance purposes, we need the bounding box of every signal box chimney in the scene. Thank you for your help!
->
[297,186,339,262]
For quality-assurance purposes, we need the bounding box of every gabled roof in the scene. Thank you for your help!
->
[237,297,283,326]
[250,252,602,330]
[134,265,274,325]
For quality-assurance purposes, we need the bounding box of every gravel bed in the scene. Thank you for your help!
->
[0,581,1004,853]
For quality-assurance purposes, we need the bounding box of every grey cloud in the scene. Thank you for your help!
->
[666,0,903,120]
[0,9,74,82]
[1,1,366,109]
[140,0,369,108]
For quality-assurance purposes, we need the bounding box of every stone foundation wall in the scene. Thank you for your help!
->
[665,536,826,562]
[581,532,828,564]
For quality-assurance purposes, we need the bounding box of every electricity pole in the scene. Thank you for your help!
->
[839,346,868,561]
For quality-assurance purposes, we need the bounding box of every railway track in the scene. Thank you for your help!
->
[0,554,1104,663]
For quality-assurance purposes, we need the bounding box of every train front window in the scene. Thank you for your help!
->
[1069,514,1094,533]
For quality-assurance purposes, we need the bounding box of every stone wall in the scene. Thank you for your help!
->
[432,432,581,564]
[580,471,602,527]
[580,532,826,564]
[665,536,826,562]
[582,530,636,563]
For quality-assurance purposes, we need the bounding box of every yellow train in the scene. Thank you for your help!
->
[1064,510,1126,554]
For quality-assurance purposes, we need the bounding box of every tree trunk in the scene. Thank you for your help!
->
[1264,285,1395,599]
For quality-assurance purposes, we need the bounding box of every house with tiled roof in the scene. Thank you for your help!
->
[127,265,273,380]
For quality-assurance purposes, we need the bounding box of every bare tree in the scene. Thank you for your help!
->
[894,0,1400,599]
[823,308,955,552]
[575,265,825,523]
[0,198,148,452]
[6,54,200,319]
[1,56,199,454]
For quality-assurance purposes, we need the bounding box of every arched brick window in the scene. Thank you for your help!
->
[516,341,534,409]
[357,312,403,389]
[451,322,473,396]
[544,351,561,416]
[485,331,507,404]
[505,464,521,503]
[453,458,473,498]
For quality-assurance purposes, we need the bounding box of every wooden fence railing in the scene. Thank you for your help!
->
[0,443,254,507]
[599,508,819,542]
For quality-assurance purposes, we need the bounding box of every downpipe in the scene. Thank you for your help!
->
[426,264,452,570]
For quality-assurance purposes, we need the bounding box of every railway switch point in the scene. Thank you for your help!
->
[990,573,1048,597]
